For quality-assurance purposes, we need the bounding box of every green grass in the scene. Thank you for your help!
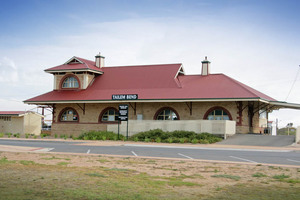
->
[105,168,132,172]
[97,158,110,163]
[56,162,69,166]
[252,172,268,178]
[0,157,16,164]
[211,174,241,181]
[19,160,36,165]
[272,174,290,180]
[85,173,107,178]
[284,179,300,184]
[207,184,300,200]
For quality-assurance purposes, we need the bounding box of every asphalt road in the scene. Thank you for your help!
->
[218,134,295,147]
[0,139,299,166]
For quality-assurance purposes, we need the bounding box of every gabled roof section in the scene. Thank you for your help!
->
[95,63,183,90]
[64,56,84,64]
[175,65,185,78]
[177,74,276,101]
[25,67,280,104]
[45,56,103,74]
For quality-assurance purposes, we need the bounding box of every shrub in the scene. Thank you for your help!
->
[131,129,222,144]
[191,138,198,144]
[167,137,173,143]
[78,130,124,141]
[0,133,4,138]
[155,137,161,143]
[199,139,209,144]
[172,130,196,139]
[172,137,180,143]
[41,133,47,138]
[131,129,166,141]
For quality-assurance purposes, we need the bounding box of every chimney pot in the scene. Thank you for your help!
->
[95,52,105,68]
[201,56,210,76]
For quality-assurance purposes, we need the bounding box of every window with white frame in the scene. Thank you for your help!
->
[207,109,230,120]
[156,109,178,120]
[62,76,79,88]
[101,108,118,122]
[60,109,78,122]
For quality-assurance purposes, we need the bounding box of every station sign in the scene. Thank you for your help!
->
[112,94,138,100]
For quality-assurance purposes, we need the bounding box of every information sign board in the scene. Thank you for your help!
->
[118,104,128,121]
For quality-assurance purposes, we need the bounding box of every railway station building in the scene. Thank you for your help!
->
[24,54,300,136]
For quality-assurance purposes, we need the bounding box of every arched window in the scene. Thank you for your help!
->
[59,108,79,122]
[99,107,118,123]
[204,107,232,120]
[62,76,79,88]
[154,107,179,120]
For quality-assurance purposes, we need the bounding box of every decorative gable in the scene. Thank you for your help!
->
[64,56,83,65]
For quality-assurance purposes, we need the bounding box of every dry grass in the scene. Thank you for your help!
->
[0,151,299,200]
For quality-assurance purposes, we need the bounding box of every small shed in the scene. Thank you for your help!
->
[0,111,43,135]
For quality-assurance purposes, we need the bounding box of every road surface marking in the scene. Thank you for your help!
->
[124,144,291,152]
[178,153,194,160]
[229,156,257,163]
[34,148,54,152]
[131,151,138,157]
[287,159,300,163]
[87,149,91,154]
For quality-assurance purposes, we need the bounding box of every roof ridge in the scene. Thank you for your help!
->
[105,63,182,68]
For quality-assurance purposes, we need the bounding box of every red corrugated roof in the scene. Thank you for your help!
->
[45,57,103,73]
[25,60,276,103]
[0,111,26,115]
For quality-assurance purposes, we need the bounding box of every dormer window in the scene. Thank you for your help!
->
[62,76,79,88]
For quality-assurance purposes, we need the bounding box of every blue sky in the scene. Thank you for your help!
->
[0,0,300,127]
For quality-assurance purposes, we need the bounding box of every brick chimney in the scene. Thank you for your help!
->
[95,53,105,68]
[201,56,210,76]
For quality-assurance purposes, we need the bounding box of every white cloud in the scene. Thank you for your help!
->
[0,57,18,82]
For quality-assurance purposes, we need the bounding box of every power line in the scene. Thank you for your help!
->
[285,65,300,101]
